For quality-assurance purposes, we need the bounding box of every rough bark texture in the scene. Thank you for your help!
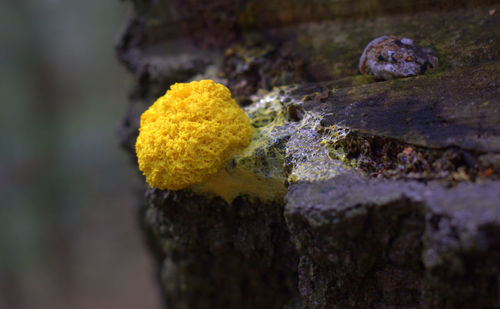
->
[117,1,500,308]
[286,175,500,308]
[142,189,299,309]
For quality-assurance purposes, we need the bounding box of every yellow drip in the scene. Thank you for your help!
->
[192,167,287,204]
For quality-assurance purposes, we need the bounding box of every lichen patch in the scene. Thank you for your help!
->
[193,85,353,203]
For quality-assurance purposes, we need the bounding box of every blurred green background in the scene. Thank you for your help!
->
[0,0,159,308]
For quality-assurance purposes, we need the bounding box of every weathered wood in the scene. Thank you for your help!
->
[286,175,500,308]
[295,63,500,153]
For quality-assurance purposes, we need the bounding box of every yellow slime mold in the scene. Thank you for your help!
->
[136,80,253,190]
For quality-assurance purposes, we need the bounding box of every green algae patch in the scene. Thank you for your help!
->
[289,7,499,81]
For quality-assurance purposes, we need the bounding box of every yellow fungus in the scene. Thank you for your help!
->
[136,80,253,190]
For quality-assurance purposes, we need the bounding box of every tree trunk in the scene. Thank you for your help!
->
[116,1,500,308]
